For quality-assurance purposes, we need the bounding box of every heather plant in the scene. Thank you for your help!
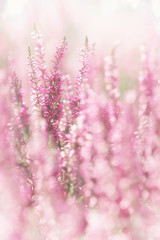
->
[1,27,160,240]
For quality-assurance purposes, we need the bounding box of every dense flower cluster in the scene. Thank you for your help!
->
[1,30,160,240]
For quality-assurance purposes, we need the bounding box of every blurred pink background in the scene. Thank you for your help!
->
[1,0,160,86]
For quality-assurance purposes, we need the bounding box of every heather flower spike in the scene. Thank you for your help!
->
[105,49,120,121]
[41,37,68,145]
[10,68,34,208]
[71,36,90,120]
[10,67,30,160]
[28,46,41,110]
[32,23,47,79]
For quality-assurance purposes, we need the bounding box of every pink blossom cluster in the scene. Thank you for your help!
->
[1,29,160,240]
